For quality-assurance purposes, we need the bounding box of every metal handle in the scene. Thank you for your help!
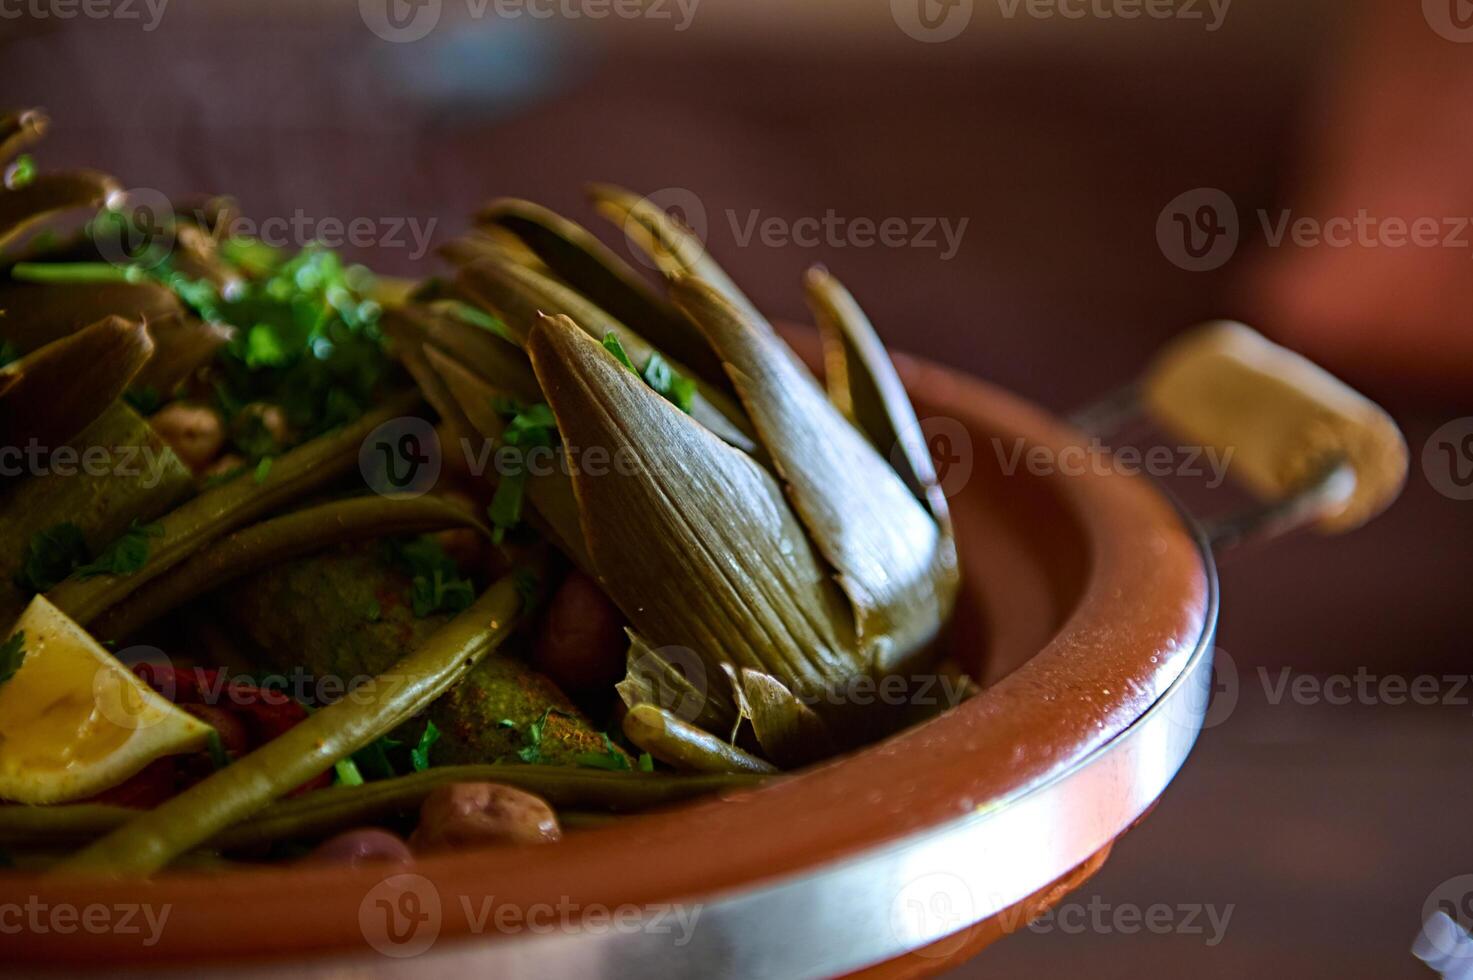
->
[1073,321,1408,550]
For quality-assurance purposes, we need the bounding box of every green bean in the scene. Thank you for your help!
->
[55,568,533,877]
[623,704,779,775]
[92,494,490,641]
[45,390,423,625]
[1,766,767,851]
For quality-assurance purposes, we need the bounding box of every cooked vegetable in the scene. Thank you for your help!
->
[302,829,413,868]
[57,568,536,875]
[44,391,422,625]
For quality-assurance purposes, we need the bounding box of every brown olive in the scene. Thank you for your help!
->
[409,782,561,854]
[303,829,414,868]
[533,570,627,695]
[150,402,225,472]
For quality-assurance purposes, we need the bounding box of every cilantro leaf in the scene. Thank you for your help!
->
[15,523,88,593]
[74,521,164,580]
[384,536,476,618]
[487,401,558,542]
[0,631,26,688]
[351,734,403,780]
[602,331,635,370]
[575,733,633,771]
[334,757,365,786]
[410,721,441,772]
[500,708,572,765]
[642,353,696,414]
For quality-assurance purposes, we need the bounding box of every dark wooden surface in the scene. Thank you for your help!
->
[2,5,1469,975]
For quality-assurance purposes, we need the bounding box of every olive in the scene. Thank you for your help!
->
[533,570,626,695]
[409,782,561,853]
[150,402,225,472]
[303,828,414,868]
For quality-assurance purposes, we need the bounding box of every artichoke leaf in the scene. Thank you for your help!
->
[527,313,861,759]
[0,170,118,248]
[477,197,728,388]
[804,265,955,531]
[450,248,758,454]
[0,279,182,354]
[616,629,738,739]
[587,183,765,327]
[672,276,956,675]
[723,664,836,768]
[0,315,154,455]
[133,314,234,397]
[1,108,47,166]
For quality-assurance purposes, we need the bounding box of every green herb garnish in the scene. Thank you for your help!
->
[123,385,162,415]
[0,339,18,369]
[410,721,441,772]
[333,757,365,786]
[384,536,475,618]
[575,733,633,771]
[499,708,573,765]
[486,400,558,542]
[73,521,163,580]
[602,331,635,370]
[253,457,274,484]
[0,631,26,688]
[15,523,89,593]
[642,352,696,413]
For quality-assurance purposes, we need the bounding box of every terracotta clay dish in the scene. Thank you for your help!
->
[0,109,1407,978]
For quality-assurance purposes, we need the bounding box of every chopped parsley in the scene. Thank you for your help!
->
[602,331,695,413]
[14,523,89,593]
[602,331,635,370]
[253,457,274,484]
[487,400,558,543]
[384,536,476,618]
[410,720,441,772]
[574,733,633,771]
[639,751,655,772]
[498,708,573,764]
[73,521,164,580]
[333,757,365,787]
[642,352,696,413]
[352,734,403,781]
[0,631,26,688]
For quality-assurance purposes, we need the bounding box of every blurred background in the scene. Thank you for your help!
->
[2,1,1469,975]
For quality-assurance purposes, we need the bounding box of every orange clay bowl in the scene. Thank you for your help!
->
[1,335,1216,978]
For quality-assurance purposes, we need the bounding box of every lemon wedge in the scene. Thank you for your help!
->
[0,596,213,804]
